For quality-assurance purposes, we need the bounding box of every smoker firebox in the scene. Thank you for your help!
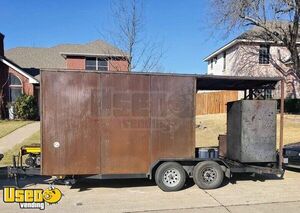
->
[227,100,277,163]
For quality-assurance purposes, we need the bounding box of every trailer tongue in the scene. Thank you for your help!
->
[8,71,285,191]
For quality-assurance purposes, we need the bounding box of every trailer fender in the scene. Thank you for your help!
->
[149,160,193,179]
[220,165,231,178]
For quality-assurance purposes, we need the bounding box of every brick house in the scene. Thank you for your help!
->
[0,33,129,118]
[204,27,300,99]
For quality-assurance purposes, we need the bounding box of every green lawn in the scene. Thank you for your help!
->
[0,130,40,166]
[0,120,33,138]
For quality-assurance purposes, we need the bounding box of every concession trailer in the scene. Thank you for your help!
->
[8,70,285,191]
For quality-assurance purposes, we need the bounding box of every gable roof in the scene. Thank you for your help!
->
[203,37,270,62]
[0,57,39,84]
[204,23,300,62]
[5,40,128,70]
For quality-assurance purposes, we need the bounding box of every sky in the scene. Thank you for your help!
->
[0,0,242,74]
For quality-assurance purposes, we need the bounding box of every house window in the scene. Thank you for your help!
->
[85,57,108,71]
[9,73,22,102]
[259,45,270,64]
[210,59,213,69]
[223,52,226,72]
[98,59,108,71]
[86,57,97,70]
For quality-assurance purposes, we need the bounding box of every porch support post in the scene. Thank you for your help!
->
[279,79,285,170]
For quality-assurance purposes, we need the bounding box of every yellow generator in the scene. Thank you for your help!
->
[21,144,41,168]
[8,144,41,184]
[9,143,75,186]
[13,143,41,168]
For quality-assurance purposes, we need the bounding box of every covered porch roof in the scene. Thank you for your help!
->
[196,75,282,91]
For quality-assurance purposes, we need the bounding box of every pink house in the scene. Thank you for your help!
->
[204,27,300,99]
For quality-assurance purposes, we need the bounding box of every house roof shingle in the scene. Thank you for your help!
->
[235,22,300,41]
[204,22,300,61]
[5,40,127,71]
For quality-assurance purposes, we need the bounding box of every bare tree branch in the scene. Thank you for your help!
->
[211,0,300,97]
[100,0,164,72]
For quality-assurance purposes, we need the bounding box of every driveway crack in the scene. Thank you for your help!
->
[203,190,232,213]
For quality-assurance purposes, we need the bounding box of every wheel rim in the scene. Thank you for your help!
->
[162,168,181,187]
[201,167,217,184]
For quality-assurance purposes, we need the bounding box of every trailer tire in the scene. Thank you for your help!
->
[193,161,224,189]
[155,162,186,192]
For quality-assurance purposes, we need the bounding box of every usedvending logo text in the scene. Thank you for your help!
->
[3,186,62,210]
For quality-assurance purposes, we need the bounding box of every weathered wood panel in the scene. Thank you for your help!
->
[196,91,238,115]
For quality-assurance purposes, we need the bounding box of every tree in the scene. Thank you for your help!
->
[211,0,300,98]
[0,74,8,119]
[101,0,164,72]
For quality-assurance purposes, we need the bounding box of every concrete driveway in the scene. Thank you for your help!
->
[0,122,40,153]
[0,169,300,213]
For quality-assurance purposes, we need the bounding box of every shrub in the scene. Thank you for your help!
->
[277,99,300,114]
[285,99,300,114]
[13,95,39,120]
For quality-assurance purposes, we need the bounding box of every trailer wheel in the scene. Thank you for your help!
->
[155,162,186,192]
[193,161,224,189]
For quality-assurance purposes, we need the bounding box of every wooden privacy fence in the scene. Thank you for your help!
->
[196,91,238,115]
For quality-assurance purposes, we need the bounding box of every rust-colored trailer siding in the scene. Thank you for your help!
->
[150,75,195,163]
[99,73,151,174]
[41,71,101,175]
[41,71,195,176]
